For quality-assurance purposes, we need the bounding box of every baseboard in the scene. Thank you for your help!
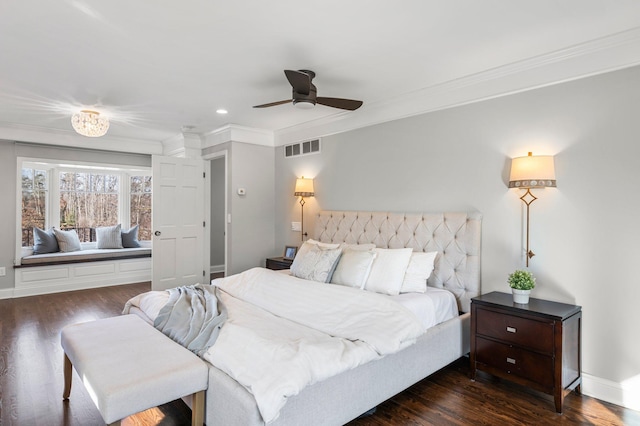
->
[210,264,225,274]
[582,373,640,411]
[0,287,15,299]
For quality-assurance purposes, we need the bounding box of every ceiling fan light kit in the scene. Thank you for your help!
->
[254,69,363,111]
[294,100,315,109]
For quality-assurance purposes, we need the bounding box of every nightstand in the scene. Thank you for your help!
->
[265,257,293,270]
[470,291,582,413]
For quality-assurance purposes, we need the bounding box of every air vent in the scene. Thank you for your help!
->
[284,139,321,158]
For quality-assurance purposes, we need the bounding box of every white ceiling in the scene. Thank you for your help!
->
[2,1,640,151]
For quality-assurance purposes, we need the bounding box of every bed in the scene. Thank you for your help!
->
[125,210,481,425]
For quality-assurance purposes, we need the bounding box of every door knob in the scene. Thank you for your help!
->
[154,231,161,236]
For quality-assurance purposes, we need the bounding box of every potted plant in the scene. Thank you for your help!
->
[508,270,535,304]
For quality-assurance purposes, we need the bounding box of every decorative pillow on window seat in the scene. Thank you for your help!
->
[121,224,141,248]
[96,224,124,249]
[33,227,60,254]
[53,228,82,253]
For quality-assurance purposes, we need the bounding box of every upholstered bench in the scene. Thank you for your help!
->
[61,314,208,426]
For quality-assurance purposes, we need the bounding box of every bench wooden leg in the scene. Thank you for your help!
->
[191,390,205,426]
[63,353,72,400]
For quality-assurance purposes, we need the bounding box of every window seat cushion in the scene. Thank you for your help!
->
[19,244,151,267]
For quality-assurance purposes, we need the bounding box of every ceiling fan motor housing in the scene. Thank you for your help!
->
[293,83,317,108]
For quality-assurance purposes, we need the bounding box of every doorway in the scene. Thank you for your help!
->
[209,154,227,279]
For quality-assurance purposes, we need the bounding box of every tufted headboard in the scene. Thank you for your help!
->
[314,211,482,313]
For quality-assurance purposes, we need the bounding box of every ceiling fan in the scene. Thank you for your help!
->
[253,70,363,111]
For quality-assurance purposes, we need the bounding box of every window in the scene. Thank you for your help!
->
[21,168,48,246]
[59,172,120,242]
[130,175,152,241]
[19,159,152,247]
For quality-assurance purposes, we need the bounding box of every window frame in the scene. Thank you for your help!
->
[16,157,152,262]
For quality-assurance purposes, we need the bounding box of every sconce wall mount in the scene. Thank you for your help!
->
[509,152,556,266]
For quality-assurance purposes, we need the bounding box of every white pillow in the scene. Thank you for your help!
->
[53,228,82,253]
[400,251,438,293]
[290,245,343,283]
[331,249,377,289]
[96,224,123,249]
[339,243,376,252]
[307,239,341,249]
[294,239,341,261]
[364,248,413,295]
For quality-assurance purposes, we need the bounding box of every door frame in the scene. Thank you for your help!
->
[202,149,228,277]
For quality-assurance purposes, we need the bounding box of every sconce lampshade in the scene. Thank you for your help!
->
[294,177,315,197]
[508,152,556,188]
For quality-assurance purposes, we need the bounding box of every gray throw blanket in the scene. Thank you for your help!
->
[154,283,227,357]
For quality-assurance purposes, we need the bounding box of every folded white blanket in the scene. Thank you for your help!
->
[205,267,425,423]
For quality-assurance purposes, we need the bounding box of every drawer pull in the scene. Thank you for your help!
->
[507,357,516,364]
[506,326,517,333]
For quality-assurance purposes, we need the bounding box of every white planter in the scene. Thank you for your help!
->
[512,289,531,304]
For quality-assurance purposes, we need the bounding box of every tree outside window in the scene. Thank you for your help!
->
[130,175,152,241]
[21,168,47,246]
[59,172,120,242]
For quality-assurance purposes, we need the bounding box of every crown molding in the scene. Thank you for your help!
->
[0,122,163,155]
[274,26,640,145]
[202,124,273,148]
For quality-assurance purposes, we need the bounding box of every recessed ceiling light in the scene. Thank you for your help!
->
[216,109,228,114]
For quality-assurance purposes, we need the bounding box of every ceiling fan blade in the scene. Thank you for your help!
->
[253,99,291,108]
[316,97,363,111]
[284,70,311,95]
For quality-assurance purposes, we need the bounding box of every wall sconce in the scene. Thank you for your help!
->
[294,177,315,241]
[508,152,556,266]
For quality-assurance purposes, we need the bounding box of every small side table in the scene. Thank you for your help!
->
[470,291,582,413]
[265,257,293,270]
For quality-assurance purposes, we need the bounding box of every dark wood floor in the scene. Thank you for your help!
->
[1,283,638,426]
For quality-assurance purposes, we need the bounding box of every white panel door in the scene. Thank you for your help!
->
[152,155,205,291]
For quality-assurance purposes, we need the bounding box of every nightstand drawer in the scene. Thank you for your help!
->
[476,308,554,354]
[476,337,554,390]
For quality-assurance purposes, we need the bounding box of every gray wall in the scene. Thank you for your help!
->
[0,141,17,290]
[209,156,225,269]
[0,141,151,291]
[275,66,640,391]
[204,141,276,275]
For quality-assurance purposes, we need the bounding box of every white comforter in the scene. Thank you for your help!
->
[126,267,425,423]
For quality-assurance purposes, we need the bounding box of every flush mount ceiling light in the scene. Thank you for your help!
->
[71,110,109,137]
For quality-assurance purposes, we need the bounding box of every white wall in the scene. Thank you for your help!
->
[274,65,640,409]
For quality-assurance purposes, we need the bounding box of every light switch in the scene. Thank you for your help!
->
[0,267,5,276]
[291,222,302,231]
